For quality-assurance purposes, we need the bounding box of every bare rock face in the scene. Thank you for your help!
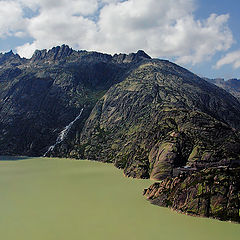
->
[1,46,240,180]
[0,45,150,156]
[149,141,178,179]
[143,167,240,223]
[1,45,240,223]
[1,45,240,177]
[78,60,240,179]
[0,50,24,66]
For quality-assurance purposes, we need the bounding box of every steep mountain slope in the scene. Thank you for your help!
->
[1,45,240,222]
[0,45,150,156]
[50,59,240,180]
[205,78,240,102]
[1,45,240,180]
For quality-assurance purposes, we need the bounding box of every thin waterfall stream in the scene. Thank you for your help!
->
[43,108,84,156]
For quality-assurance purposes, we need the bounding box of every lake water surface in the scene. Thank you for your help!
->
[0,157,239,240]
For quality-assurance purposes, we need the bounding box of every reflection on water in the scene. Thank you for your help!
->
[0,157,239,240]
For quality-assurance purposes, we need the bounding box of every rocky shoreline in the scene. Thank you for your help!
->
[1,45,240,223]
[143,167,240,223]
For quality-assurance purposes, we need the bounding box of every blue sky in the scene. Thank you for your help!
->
[0,0,239,79]
[191,0,240,78]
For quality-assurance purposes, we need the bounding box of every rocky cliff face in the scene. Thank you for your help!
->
[0,50,25,67]
[70,60,240,180]
[1,45,240,222]
[143,167,240,223]
[1,46,240,176]
[0,45,150,156]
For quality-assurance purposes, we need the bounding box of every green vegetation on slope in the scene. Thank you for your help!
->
[77,60,240,180]
[0,45,148,156]
[1,46,240,223]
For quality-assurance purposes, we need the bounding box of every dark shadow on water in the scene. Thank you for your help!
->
[0,156,31,161]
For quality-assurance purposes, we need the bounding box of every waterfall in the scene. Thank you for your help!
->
[43,108,84,157]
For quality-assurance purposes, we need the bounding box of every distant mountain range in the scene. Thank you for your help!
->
[205,78,240,102]
[0,45,239,222]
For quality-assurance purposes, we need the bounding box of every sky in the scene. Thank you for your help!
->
[0,0,239,79]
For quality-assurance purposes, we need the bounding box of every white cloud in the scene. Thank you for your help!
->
[23,11,97,52]
[2,0,234,64]
[18,0,99,16]
[14,0,100,57]
[94,1,233,65]
[16,42,37,57]
[174,13,233,65]
[215,50,240,69]
[0,1,26,37]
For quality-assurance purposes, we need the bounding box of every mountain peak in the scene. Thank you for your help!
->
[30,45,152,65]
[113,50,151,63]
[0,50,22,66]
[136,50,151,59]
[5,50,14,56]
[31,44,73,62]
[0,50,20,58]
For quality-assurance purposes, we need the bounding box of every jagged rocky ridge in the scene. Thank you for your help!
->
[0,45,150,156]
[1,45,240,222]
